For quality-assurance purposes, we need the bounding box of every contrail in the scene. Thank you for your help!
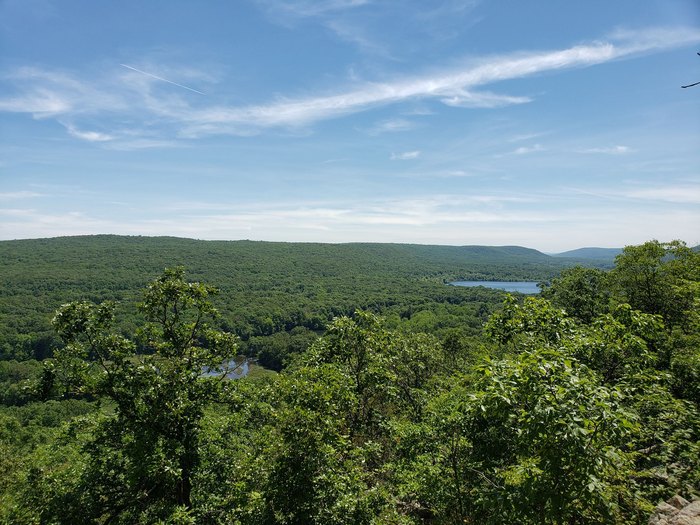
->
[120,64,206,95]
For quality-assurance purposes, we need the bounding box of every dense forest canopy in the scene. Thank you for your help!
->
[0,237,698,524]
[0,235,612,366]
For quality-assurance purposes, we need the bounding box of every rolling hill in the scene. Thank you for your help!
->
[0,235,605,360]
[551,247,622,261]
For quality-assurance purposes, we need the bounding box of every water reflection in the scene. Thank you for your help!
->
[448,281,540,294]
[202,356,251,379]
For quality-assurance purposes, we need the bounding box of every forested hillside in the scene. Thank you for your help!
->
[552,247,623,261]
[0,239,698,524]
[0,235,594,366]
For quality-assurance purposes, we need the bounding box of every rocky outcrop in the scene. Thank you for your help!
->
[648,495,700,525]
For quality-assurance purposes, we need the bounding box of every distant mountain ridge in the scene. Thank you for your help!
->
[0,235,605,287]
[551,247,622,261]
[0,235,609,268]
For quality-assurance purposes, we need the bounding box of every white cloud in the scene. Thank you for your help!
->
[567,184,700,205]
[0,209,116,239]
[255,0,388,55]
[440,90,532,108]
[579,145,632,154]
[367,118,415,134]
[442,170,472,177]
[183,26,700,133]
[64,123,114,142]
[391,150,420,160]
[102,139,182,151]
[324,18,394,58]
[3,194,699,251]
[175,195,553,230]
[511,144,544,155]
[0,90,72,117]
[625,185,700,204]
[0,67,127,118]
[402,105,434,116]
[508,132,549,142]
[1,26,699,141]
[0,191,43,199]
[257,0,369,18]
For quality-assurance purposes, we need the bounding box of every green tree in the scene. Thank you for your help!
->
[570,304,665,383]
[269,312,445,523]
[418,348,635,524]
[484,295,575,350]
[619,374,700,515]
[43,267,239,523]
[262,366,381,525]
[541,266,611,323]
[611,240,698,329]
[305,311,394,440]
[410,295,641,523]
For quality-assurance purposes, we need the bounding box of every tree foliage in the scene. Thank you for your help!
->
[33,267,238,523]
[0,240,698,524]
[541,266,611,323]
[610,240,698,329]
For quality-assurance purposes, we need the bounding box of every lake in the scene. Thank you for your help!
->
[202,356,251,379]
[448,281,540,294]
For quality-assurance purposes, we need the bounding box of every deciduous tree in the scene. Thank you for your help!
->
[45,267,238,523]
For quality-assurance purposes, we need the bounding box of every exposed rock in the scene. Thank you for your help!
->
[668,496,690,509]
[649,496,700,525]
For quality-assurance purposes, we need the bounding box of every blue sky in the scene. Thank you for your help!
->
[1,0,699,251]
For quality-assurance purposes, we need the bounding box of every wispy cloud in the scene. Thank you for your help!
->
[183,26,699,132]
[579,145,632,154]
[367,118,415,134]
[0,89,71,117]
[402,105,434,116]
[63,122,114,142]
[256,0,369,18]
[324,18,394,58]
[625,185,700,204]
[568,184,700,205]
[260,0,482,57]
[3,193,699,250]
[440,90,532,108]
[440,170,474,178]
[391,150,420,160]
[508,131,549,143]
[102,139,182,151]
[255,0,391,56]
[0,194,550,237]
[0,191,43,200]
[1,26,699,141]
[0,209,116,239]
[510,144,544,155]
[0,67,127,118]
